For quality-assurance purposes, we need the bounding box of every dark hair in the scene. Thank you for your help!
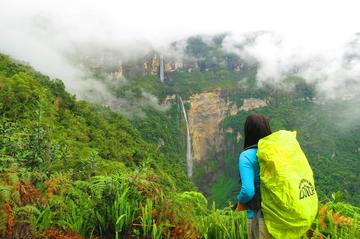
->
[243,113,272,149]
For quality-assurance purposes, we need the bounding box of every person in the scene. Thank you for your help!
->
[237,113,273,239]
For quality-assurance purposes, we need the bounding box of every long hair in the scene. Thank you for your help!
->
[243,113,272,149]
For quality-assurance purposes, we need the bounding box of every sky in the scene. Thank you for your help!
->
[1,0,359,44]
[0,0,360,100]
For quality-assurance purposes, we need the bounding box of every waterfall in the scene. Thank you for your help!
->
[159,55,164,82]
[179,96,192,177]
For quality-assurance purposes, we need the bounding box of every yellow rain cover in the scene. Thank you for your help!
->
[257,130,318,239]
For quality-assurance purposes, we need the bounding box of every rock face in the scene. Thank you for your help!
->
[240,98,268,111]
[107,52,248,79]
[187,92,268,164]
[188,91,239,162]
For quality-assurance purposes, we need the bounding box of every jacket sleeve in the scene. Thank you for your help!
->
[237,152,255,203]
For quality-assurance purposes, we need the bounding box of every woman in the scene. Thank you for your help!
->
[237,113,273,239]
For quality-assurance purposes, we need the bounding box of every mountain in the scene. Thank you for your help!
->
[0,38,359,239]
[98,34,360,208]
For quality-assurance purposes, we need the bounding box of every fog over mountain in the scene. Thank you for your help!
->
[1,0,360,101]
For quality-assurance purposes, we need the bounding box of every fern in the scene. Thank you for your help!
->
[0,184,12,202]
[33,205,52,232]
[57,198,92,236]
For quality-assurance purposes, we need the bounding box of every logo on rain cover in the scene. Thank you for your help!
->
[299,179,315,200]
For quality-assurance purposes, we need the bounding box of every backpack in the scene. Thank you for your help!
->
[257,130,318,239]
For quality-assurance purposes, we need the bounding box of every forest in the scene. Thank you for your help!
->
[0,35,359,238]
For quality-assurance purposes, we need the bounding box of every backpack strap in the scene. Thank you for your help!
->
[243,144,258,151]
[245,186,261,211]
[240,144,262,211]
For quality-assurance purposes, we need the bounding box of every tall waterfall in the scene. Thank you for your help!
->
[159,55,164,82]
[179,96,192,177]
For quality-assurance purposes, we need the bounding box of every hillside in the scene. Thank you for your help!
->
[0,52,359,239]
[0,53,200,238]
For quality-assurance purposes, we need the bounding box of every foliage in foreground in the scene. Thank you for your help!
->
[0,161,246,239]
[0,162,358,239]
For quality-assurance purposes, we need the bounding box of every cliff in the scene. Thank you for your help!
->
[105,52,248,79]
[188,91,238,163]
[188,91,268,164]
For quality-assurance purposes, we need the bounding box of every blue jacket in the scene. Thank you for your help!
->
[236,148,260,219]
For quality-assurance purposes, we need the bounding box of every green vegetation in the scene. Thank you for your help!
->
[184,34,249,72]
[117,69,257,101]
[131,105,185,166]
[209,176,238,208]
[114,34,258,100]
[164,70,256,98]
[0,52,359,239]
[0,53,251,238]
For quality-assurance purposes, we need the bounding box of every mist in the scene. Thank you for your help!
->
[222,32,360,99]
[1,0,360,116]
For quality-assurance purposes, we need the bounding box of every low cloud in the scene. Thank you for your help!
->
[0,1,167,117]
[223,32,360,99]
[1,0,360,118]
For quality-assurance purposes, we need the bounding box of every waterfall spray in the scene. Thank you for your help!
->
[179,96,192,177]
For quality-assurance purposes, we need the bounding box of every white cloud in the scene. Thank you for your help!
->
[223,31,360,98]
[1,0,360,100]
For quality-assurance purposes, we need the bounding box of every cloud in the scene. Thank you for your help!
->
[0,0,167,116]
[1,0,360,106]
[223,32,360,98]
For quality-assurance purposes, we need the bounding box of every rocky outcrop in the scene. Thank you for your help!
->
[240,98,268,111]
[188,91,239,162]
[187,92,268,164]
[107,52,248,79]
